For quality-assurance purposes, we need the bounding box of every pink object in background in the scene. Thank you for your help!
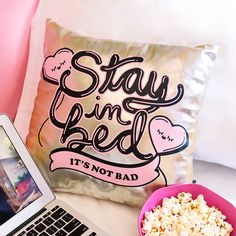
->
[138,184,236,236]
[0,0,39,120]
[17,179,30,196]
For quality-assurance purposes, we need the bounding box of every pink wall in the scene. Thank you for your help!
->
[0,0,39,120]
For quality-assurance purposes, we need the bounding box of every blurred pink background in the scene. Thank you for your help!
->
[0,0,39,120]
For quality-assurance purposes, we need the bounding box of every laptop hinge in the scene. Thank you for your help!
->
[7,207,47,236]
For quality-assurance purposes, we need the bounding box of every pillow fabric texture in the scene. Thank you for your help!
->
[24,19,217,206]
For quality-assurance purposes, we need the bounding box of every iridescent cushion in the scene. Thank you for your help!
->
[26,19,217,206]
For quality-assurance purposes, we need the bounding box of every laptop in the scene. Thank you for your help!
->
[0,114,109,236]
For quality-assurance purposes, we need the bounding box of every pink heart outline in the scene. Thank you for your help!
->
[149,115,189,156]
[42,48,74,85]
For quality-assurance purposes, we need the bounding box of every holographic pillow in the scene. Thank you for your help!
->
[26,19,217,206]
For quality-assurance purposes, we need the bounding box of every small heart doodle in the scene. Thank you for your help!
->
[43,48,74,85]
[149,116,189,156]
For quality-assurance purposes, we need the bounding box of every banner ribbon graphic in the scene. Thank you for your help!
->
[50,149,160,187]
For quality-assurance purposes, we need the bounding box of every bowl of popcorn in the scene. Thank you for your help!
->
[138,184,236,236]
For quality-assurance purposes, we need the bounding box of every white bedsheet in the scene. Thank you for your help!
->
[56,161,236,235]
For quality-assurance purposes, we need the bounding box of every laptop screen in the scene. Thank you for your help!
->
[0,126,42,226]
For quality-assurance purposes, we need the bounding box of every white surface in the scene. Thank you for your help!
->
[55,160,236,236]
[193,160,236,202]
[15,0,236,169]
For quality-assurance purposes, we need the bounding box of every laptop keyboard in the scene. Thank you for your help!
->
[16,205,97,236]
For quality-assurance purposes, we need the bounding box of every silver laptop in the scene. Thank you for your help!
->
[0,114,109,236]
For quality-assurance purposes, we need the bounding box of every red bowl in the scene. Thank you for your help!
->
[138,184,236,236]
